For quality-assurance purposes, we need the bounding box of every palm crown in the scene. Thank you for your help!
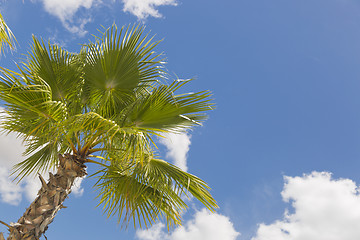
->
[0,24,217,230]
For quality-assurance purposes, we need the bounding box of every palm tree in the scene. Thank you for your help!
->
[0,12,16,54]
[0,24,217,240]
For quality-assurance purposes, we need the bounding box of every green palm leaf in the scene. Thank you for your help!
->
[125,79,214,132]
[0,68,67,137]
[24,36,84,113]
[0,12,16,54]
[83,24,163,117]
[94,155,217,228]
[57,112,150,153]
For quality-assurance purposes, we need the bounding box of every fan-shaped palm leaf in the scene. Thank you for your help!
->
[83,24,163,117]
[94,156,217,228]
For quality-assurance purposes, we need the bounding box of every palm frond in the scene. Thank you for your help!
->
[0,68,70,179]
[82,23,164,117]
[0,12,16,54]
[0,70,67,127]
[93,155,218,228]
[58,112,151,161]
[123,79,214,133]
[23,36,84,111]
[94,164,184,228]
[12,140,68,181]
[0,69,67,136]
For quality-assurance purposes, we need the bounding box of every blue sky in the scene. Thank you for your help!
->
[2,0,360,239]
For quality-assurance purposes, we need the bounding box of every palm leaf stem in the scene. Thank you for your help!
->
[64,133,77,154]
[84,158,108,168]
[79,135,99,157]
[88,147,125,154]
[75,132,82,152]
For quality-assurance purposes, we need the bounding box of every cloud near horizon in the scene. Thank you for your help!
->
[136,171,360,240]
[136,208,240,240]
[252,172,360,240]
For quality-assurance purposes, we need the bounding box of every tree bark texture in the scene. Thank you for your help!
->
[3,153,87,240]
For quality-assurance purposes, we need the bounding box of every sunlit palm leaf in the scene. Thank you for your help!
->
[94,155,218,228]
[83,24,163,117]
[12,141,68,181]
[0,69,67,136]
[145,158,218,211]
[123,79,214,132]
[23,36,84,114]
[0,68,69,179]
[95,165,184,228]
[58,112,151,162]
[0,12,16,54]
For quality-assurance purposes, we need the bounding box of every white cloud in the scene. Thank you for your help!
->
[0,167,22,205]
[24,175,43,202]
[40,0,95,22]
[136,208,240,240]
[35,0,97,36]
[0,127,27,205]
[71,176,85,197]
[171,209,240,240]
[252,172,360,240]
[0,130,26,170]
[62,17,92,36]
[122,0,177,19]
[136,223,167,240]
[159,132,191,171]
[32,0,178,35]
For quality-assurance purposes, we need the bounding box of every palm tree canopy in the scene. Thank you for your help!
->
[0,24,217,228]
[0,12,16,54]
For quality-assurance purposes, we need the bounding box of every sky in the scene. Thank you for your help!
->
[1,0,360,239]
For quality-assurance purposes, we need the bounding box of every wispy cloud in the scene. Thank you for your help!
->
[122,0,177,19]
[39,0,95,22]
[252,172,360,240]
[35,0,97,36]
[159,132,191,172]
[136,208,240,240]
[32,0,178,35]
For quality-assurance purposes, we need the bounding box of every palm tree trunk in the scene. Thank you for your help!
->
[5,153,87,240]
